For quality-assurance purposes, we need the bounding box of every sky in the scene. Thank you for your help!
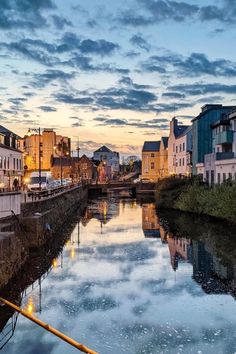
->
[0,0,236,156]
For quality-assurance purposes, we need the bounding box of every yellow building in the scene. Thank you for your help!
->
[142,138,168,181]
[142,141,161,181]
[18,129,71,173]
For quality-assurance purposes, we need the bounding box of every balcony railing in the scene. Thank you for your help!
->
[214,131,234,145]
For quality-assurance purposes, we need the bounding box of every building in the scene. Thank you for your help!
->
[78,155,96,182]
[192,104,234,175]
[97,161,112,183]
[51,157,78,181]
[93,146,119,178]
[0,125,23,190]
[203,110,236,184]
[168,118,192,177]
[159,137,169,178]
[18,129,71,173]
[142,141,161,181]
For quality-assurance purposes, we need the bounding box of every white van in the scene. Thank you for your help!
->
[28,171,53,192]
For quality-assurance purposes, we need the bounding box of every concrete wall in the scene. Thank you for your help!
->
[0,192,21,218]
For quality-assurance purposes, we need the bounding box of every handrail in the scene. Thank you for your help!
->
[0,297,98,354]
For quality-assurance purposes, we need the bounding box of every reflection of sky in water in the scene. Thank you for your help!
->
[1,199,236,354]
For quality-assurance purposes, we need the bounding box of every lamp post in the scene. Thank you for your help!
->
[27,127,42,191]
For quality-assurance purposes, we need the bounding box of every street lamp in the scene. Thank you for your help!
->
[27,127,42,191]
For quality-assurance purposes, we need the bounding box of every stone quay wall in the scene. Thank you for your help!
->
[21,185,88,248]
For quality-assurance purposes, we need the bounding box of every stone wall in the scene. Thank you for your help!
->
[21,185,88,248]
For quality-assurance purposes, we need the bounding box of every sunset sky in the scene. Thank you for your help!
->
[1,0,236,156]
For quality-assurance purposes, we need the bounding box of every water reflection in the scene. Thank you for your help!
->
[0,198,236,354]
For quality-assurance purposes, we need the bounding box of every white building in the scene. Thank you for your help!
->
[93,145,120,177]
[168,118,192,177]
[203,110,236,184]
[0,126,23,190]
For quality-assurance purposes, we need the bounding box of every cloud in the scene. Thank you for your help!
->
[168,83,236,96]
[54,86,157,112]
[51,15,72,29]
[117,0,236,26]
[79,39,119,56]
[0,0,55,30]
[141,52,236,78]
[130,34,150,51]
[55,93,94,105]
[38,105,57,112]
[31,70,75,88]
[93,116,169,130]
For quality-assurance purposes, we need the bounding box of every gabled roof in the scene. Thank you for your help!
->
[176,125,192,139]
[0,125,21,139]
[174,125,189,138]
[142,141,160,152]
[94,145,112,153]
[161,137,169,148]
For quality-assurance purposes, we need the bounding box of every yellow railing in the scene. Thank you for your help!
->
[0,297,98,354]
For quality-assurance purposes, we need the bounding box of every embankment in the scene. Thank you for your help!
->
[156,177,236,223]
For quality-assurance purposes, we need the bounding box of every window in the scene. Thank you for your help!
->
[211,170,214,184]
[82,163,87,169]
[182,158,185,166]
[3,157,6,169]
[151,153,155,158]
[176,146,178,153]
[179,159,181,166]
[13,158,16,170]
[206,171,209,183]
[151,162,155,169]
[7,157,9,169]
[0,157,2,169]
[223,173,226,182]
[179,144,182,152]
[217,173,221,184]
[183,142,185,151]
[228,172,232,180]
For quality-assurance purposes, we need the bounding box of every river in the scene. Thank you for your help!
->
[0,197,236,354]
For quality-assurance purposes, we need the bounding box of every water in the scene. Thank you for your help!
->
[0,197,236,354]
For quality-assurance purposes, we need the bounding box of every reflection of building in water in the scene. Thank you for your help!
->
[86,199,120,227]
[160,225,168,244]
[80,208,93,227]
[167,237,192,271]
[192,240,236,295]
[142,203,160,238]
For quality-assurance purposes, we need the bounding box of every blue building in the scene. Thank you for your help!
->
[192,104,235,175]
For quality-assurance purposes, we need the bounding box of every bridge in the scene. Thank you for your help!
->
[88,181,156,196]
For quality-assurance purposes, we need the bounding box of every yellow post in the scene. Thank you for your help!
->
[0,297,98,354]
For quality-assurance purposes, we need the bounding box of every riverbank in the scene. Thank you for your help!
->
[155,177,236,223]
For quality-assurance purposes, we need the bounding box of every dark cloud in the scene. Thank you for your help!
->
[117,0,236,26]
[130,34,150,51]
[162,92,186,99]
[55,93,94,106]
[38,105,57,112]
[51,15,72,29]
[0,0,55,30]
[79,39,119,56]
[31,70,75,88]
[141,52,236,78]
[118,76,154,90]
[168,83,236,96]
[93,116,169,130]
